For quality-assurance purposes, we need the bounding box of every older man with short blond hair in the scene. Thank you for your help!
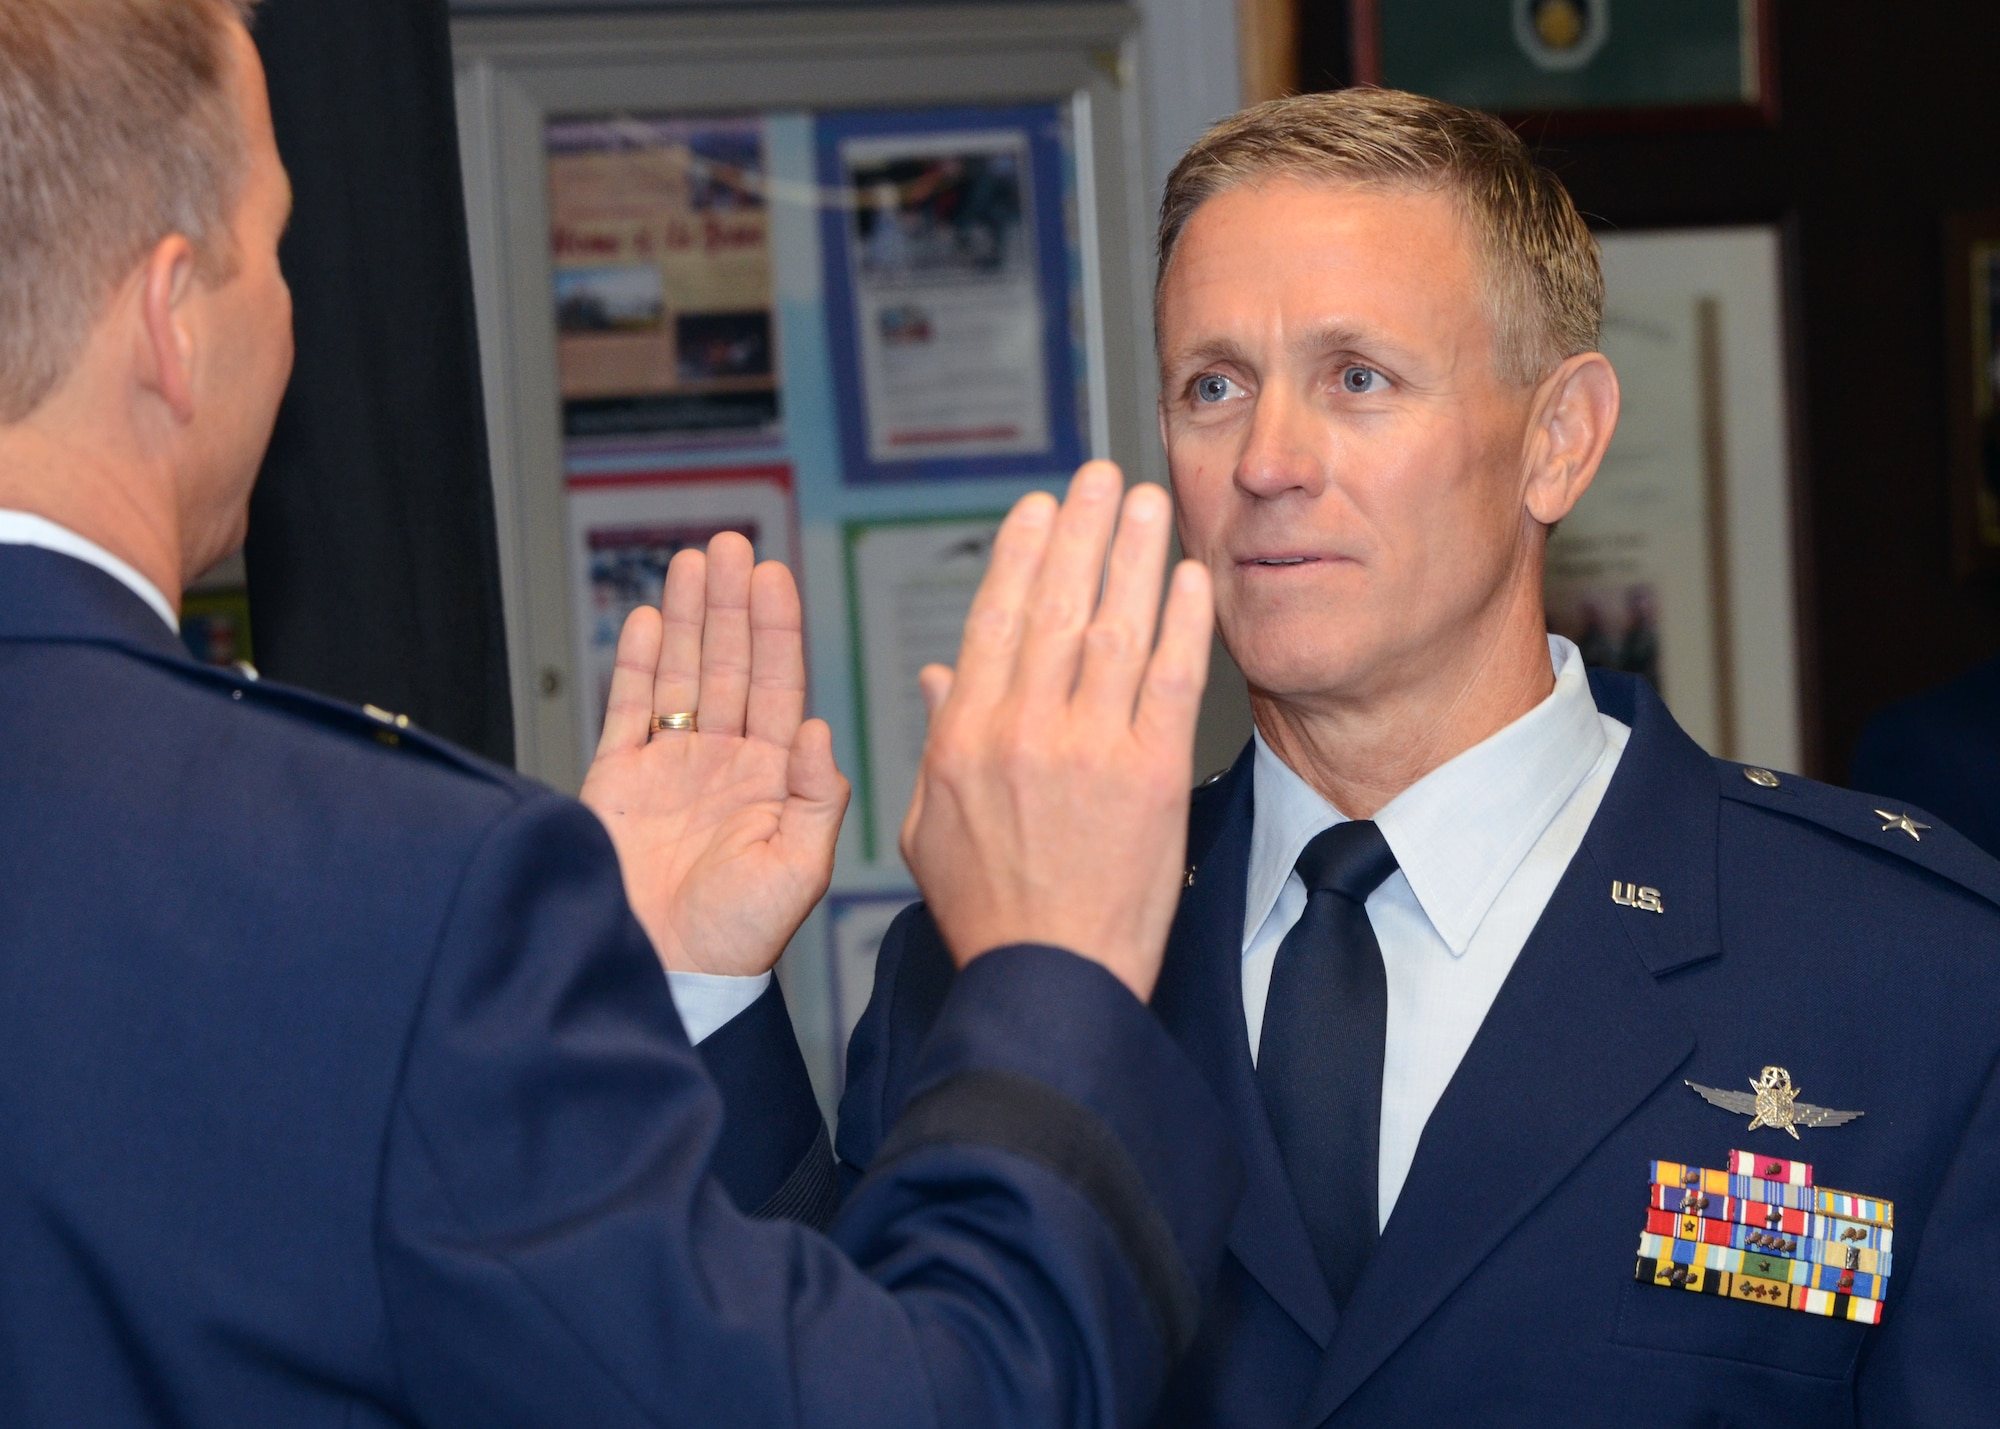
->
[843,88,2000,1428]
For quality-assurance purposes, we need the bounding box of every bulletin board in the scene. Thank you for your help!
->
[452,4,1152,1108]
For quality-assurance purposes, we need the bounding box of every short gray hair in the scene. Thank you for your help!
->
[1158,88,1603,386]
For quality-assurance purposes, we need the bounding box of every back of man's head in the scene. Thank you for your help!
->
[1158,88,1601,388]
[0,0,259,424]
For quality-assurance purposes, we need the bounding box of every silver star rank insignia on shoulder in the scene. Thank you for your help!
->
[1874,809,1930,841]
[1685,1066,1864,1139]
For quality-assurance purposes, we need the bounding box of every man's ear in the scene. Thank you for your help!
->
[136,235,202,424]
[1522,351,1619,527]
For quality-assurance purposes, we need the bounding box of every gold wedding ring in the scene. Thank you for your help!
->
[650,711,697,735]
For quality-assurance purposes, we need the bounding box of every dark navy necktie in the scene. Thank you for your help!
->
[1257,819,1400,1312]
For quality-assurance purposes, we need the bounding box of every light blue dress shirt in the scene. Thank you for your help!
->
[666,968,769,1043]
[1242,635,1630,1227]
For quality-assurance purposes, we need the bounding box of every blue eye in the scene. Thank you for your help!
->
[1194,374,1234,403]
[1341,365,1386,394]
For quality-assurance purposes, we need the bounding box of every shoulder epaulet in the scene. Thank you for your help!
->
[135,650,522,793]
[1717,759,2000,912]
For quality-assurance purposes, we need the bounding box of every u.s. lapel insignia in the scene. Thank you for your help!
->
[1874,809,1930,841]
[1610,880,1664,913]
[1686,1066,1864,1139]
[1633,1150,1895,1324]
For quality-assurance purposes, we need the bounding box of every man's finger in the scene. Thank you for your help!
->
[1013,461,1124,707]
[942,491,1057,715]
[696,532,755,737]
[596,604,665,756]
[1133,559,1215,755]
[745,560,807,746]
[774,719,849,895]
[1073,483,1172,724]
[653,548,706,721]
[784,718,848,812]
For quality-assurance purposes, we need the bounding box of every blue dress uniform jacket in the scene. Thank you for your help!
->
[840,670,2000,1427]
[0,545,1243,1428]
[1849,653,2000,860]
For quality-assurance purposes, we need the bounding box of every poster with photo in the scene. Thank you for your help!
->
[843,514,1005,860]
[817,104,1086,483]
[547,115,780,446]
[565,466,798,770]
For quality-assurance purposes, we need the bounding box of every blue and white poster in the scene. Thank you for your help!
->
[816,103,1086,484]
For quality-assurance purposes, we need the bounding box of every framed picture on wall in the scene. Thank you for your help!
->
[546,114,783,451]
[562,463,800,770]
[1555,227,1802,773]
[1946,211,2000,580]
[453,7,1155,793]
[816,103,1089,485]
[842,513,1008,862]
[1350,0,1776,134]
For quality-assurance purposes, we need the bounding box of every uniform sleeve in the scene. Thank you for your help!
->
[836,899,953,1194]
[1856,1046,2000,1423]
[696,976,838,1227]
[377,792,1242,1429]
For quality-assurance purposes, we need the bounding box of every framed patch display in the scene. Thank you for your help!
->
[1351,0,1775,134]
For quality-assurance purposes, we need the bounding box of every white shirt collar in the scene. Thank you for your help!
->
[0,509,179,633]
[1246,635,1607,955]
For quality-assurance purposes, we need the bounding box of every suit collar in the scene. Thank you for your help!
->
[0,543,191,663]
[1299,671,1712,1424]
[1154,743,1340,1348]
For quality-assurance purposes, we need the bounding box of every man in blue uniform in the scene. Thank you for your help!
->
[0,2,1242,1423]
[840,90,2000,1425]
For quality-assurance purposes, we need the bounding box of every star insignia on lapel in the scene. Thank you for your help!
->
[1874,809,1930,841]
[1685,1065,1864,1139]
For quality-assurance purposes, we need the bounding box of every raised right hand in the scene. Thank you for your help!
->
[580,533,847,979]
[899,462,1214,1002]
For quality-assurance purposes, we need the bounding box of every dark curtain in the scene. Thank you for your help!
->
[245,0,514,765]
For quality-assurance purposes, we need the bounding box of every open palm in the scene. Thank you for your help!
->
[580,534,848,977]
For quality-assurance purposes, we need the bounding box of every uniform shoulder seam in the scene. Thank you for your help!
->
[132,649,528,798]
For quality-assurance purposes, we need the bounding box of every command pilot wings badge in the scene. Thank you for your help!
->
[1685,1066,1865,1139]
